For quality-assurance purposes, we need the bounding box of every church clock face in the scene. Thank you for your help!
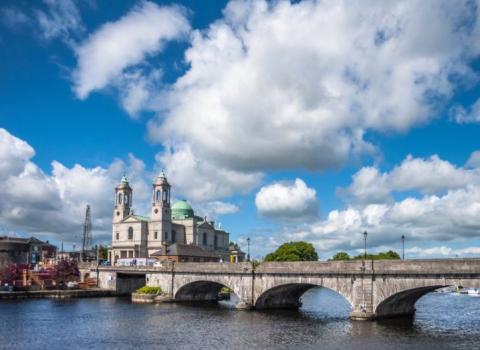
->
[116,211,120,216]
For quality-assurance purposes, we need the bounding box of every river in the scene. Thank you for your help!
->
[0,288,479,350]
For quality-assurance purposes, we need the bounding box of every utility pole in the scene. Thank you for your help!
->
[401,235,405,260]
[247,237,251,262]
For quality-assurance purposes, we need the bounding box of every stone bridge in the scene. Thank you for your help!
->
[86,259,480,320]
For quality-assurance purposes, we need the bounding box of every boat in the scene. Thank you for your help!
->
[466,288,480,296]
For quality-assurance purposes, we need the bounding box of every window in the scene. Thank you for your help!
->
[116,232,119,240]
[128,227,133,240]
[156,190,161,202]
[214,235,218,249]
[172,230,176,243]
[203,232,207,245]
[128,251,133,258]
[125,194,129,205]
[154,231,158,239]
[118,193,123,204]
[163,189,168,202]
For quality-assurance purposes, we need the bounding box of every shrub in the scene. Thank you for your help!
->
[136,286,163,294]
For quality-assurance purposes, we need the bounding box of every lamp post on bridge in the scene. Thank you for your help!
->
[363,231,368,260]
[247,237,251,262]
[401,235,405,260]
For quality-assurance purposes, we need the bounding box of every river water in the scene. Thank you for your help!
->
[0,288,479,350]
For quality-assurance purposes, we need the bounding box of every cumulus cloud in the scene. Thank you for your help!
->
[35,0,84,41]
[68,1,480,202]
[406,246,480,257]
[72,1,190,101]
[253,154,480,259]
[255,178,318,219]
[0,128,152,245]
[450,99,480,124]
[142,0,480,201]
[156,145,262,202]
[344,153,480,204]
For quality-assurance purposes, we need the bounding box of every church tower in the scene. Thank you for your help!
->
[113,175,132,223]
[147,171,172,254]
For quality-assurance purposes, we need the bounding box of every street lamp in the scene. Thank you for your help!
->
[401,235,405,260]
[247,237,251,262]
[363,231,368,260]
[162,240,170,261]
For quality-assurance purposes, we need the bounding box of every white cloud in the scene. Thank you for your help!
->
[467,151,480,168]
[150,0,478,175]
[194,201,240,218]
[35,0,84,41]
[345,153,480,204]
[0,128,151,245]
[243,152,480,258]
[406,246,480,258]
[449,99,480,124]
[0,7,29,29]
[0,128,35,177]
[73,1,190,100]
[255,178,318,219]
[156,145,262,202]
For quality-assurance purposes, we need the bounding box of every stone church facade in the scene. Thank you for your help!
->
[108,172,230,263]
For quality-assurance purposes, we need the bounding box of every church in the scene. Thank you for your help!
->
[108,172,231,263]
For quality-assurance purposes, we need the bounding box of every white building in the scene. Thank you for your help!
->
[108,172,230,263]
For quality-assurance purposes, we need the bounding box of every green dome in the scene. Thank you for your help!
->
[172,200,194,220]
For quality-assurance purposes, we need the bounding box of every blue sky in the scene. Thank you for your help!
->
[1,0,480,259]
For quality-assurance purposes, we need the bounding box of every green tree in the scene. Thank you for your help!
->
[331,252,351,261]
[99,245,108,260]
[352,250,400,260]
[264,242,318,262]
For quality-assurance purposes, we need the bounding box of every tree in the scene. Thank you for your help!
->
[264,242,318,262]
[53,260,80,287]
[99,245,108,260]
[352,250,400,260]
[331,252,350,261]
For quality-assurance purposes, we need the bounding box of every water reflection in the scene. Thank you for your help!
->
[0,289,479,350]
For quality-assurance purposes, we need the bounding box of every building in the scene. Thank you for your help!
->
[108,172,230,264]
[0,236,57,268]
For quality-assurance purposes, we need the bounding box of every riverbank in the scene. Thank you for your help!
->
[0,288,117,300]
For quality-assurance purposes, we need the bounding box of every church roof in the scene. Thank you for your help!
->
[132,215,149,222]
[172,200,194,220]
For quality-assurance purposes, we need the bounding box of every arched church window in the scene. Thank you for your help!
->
[128,227,133,240]
[125,194,129,205]
[163,189,168,202]
[203,232,207,245]
[118,193,123,204]
[172,230,176,243]
[116,232,119,240]
[214,235,218,249]
[156,190,161,202]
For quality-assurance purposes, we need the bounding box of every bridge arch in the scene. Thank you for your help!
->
[174,280,239,303]
[375,285,446,318]
[255,282,353,310]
